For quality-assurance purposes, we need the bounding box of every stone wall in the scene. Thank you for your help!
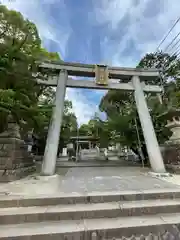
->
[0,137,35,182]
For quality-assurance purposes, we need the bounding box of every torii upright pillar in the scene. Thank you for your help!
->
[132,76,166,173]
[41,70,67,176]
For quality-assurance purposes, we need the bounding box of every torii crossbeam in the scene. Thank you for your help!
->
[37,61,166,176]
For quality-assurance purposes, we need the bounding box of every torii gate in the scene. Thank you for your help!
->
[37,61,166,176]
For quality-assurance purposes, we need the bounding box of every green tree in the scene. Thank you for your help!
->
[79,124,91,136]
[59,100,78,149]
[0,5,60,133]
[0,5,78,154]
[99,51,180,162]
[99,91,143,157]
[78,115,111,148]
[37,98,78,155]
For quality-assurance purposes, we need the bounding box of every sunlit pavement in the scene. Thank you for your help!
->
[0,166,180,197]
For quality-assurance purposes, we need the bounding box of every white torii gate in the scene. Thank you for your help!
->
[37,61,166,176]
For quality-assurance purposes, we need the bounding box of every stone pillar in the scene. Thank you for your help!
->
[132,76,166,173]
[41,70,67,176]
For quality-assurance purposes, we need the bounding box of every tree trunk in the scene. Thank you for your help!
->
[141,143,149,164]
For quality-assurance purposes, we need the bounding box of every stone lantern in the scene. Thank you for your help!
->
[166,112,180,144]
[160,109,180,172]
[0,115,35,181]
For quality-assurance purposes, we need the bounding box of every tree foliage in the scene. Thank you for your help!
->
[0,5,60,131]
[0,5,77,152]
[99,51,180,161]
[78,114,111,148]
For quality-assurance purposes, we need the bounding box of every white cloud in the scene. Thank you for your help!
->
[92,0,141,29]
[93,0,180,67]
[1,0,98,124]
[1,0,70,58]
[65,88,99,126]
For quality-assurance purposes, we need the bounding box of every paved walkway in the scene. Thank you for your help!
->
[0,166,180,196]
[59,166,180,194]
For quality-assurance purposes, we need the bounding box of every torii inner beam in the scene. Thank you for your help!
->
[38,61,162,93]
[37,77,162,93]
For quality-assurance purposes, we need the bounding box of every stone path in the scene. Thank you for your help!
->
[0,166,180,197]
[59,166,180,194]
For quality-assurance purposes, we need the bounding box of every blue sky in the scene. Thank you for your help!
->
[1,0,180,125]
